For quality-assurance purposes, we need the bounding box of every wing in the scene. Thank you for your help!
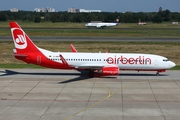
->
[96,25,106,28]
[60,54,118,70]
[75,64,104,69]
[75,64,118,70]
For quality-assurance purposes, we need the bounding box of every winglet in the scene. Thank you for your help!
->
[70,44,77,53]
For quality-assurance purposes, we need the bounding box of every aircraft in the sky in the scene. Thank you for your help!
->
[10,22,175,77]
[85,16,120,29]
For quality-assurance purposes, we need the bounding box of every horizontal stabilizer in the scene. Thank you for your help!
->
[14,54,28,58]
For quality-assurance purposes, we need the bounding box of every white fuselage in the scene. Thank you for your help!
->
[85,22,119,28]
[40,48,175,70]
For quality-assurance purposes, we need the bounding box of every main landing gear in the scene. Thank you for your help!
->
[156,70,166,76]
[89,70,94,77]
[156,71,160,76]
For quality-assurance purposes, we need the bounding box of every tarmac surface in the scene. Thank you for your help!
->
[0,69,180,120]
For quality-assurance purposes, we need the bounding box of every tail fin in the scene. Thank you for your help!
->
[114,16,120,23]
[9,22,39,54]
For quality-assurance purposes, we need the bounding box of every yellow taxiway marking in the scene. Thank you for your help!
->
[64,82,112,120]
[64,79,133,120]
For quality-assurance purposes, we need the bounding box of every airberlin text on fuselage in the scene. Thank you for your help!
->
[106,56,152,65]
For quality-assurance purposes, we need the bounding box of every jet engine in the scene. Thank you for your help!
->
[100,66,119,76]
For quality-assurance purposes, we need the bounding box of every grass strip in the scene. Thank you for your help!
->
[1,21,180,28]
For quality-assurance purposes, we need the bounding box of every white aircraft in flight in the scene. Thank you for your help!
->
[85,16,120,29]
[10,22,175,77]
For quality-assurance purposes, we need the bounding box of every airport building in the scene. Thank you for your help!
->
[77,9,101,13]
[34,7,55,12]
[68,8,101,13]
[10,8,18,12]
[67,8,77,13]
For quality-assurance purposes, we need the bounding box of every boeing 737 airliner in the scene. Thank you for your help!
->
[85,16,120,29]
[10,22,175,77]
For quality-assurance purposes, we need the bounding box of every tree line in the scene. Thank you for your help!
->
[0,10,180,23]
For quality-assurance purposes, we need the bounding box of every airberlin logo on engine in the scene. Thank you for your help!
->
[12,28,27,49]
[106,56,152,65]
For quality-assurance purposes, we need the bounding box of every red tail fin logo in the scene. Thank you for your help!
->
[11,28,27,49]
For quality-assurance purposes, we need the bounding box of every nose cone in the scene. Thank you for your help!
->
[85,23,90,26]
[170,61,176,68]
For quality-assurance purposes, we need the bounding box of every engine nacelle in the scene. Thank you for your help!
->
[101,66,119,76]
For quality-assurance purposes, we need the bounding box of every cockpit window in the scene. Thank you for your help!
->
[163,59,169,62]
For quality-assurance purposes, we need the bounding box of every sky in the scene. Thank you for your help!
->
[1,0,180,12]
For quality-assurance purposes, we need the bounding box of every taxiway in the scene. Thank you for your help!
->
[0,69,180,120]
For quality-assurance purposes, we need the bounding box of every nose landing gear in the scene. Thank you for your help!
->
[156,70,166,76]
[156,71,160,76]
